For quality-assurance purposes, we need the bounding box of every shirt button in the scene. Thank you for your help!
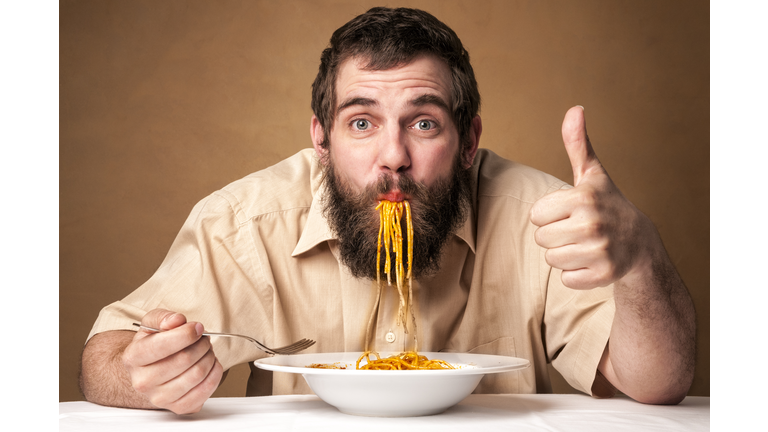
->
[385,331,396,343]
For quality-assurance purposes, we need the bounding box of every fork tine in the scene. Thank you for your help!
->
[274,346,309,355]
[273,338,314,351]
[272,339,316,355]
[274,340,314,355]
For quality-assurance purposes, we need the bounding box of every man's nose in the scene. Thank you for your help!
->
[377,128,411,173]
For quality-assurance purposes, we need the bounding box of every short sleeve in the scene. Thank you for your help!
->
[543,259,615,395]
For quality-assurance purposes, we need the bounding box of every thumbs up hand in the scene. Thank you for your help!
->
[530,106,653,290]
[530,108,697,403]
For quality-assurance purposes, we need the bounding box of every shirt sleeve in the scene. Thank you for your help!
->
[85,190,275,371]
[542,253,616,395]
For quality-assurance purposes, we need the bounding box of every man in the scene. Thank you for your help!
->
[80,7,695,414]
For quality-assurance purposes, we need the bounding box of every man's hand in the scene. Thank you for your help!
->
[122,309,223,414]
[530,106,696,404]
[81,308,223,414]
[530,106,651,289]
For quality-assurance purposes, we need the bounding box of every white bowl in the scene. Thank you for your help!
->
[254,351,529,417]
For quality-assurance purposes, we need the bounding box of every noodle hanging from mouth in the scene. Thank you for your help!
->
[307,200,455,371]
[356,200,454,370]
[375,200,415,333]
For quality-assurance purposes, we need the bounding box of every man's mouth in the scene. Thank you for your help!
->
[378,190,407,202]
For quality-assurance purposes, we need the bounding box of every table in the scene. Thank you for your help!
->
[59,394,709,431]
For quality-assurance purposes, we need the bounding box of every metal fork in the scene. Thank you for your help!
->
[132,323,315,355]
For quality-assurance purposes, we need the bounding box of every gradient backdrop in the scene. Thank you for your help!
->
[60,0,709,401]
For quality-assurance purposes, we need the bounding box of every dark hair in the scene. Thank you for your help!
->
[311,7,480,150]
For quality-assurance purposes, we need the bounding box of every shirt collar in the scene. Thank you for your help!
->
[292,181,335,257]
[455,201,476,254]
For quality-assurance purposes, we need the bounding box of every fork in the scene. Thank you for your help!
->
[132,323,315,355]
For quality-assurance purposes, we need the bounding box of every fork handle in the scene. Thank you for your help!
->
[131,323,216,337]
[131,324,263,346]
[132,322,278,355]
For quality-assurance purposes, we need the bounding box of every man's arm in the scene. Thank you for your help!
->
[597,225,696,404]
[531,106,696,404]
[81,330,154,409]
[80,309,224,414]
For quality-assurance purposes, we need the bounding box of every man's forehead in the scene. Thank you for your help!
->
[334,55,453,113]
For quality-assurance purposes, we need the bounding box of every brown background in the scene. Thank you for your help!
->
[60,0,709,402]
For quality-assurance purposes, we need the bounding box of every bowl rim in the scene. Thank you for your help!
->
[253,351,530,376]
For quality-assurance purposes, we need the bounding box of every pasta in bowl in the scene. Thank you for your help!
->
[253,351,530,417]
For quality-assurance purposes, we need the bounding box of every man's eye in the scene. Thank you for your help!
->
[353,119,370,130]
[415,120,434,131]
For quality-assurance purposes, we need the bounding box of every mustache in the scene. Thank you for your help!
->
[360,173,430,204]
[376,173,414,193]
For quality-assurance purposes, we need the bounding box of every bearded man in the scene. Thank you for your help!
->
[80,7,695,415]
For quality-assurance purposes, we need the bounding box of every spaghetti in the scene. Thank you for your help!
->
[306,351,454,370]
[375,200,415,333]
[356,351,455,370]
[363,200,454,370]
[307,200,456,371]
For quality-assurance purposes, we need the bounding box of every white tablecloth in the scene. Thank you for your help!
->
[59,394,709,431]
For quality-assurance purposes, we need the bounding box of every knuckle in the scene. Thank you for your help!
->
[209,360,224,385]
[214,359,224,378]
[143,308,170,325]
[581,218,603,237]
[172,400,204,415]
[131,375,152,394]
[121,349,135,367]
[573,188,594,206]
[149,394,173,410]
[188,362,210,384]
[121,346,143,371]
[182,404,204,415]
[175,346,197,366]
[188,349,217,383]
[198,335,213,349]
[198,361,224,397]
[176,338,210,366]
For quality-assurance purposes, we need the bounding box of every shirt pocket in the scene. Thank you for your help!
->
[467,336,519,394]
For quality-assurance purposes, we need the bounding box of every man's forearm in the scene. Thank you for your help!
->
[601,230,696,404]
[80,330,156,409]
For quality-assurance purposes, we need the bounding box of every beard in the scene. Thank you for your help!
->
[320,153,473,281]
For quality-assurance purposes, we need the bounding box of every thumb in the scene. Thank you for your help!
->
[562,106,601,186]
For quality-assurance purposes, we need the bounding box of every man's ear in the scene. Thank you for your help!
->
[462,115,482,168]
[310,115,328,164]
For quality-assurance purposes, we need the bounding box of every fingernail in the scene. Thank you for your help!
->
[576,105,585,111]
[195,323,204,337]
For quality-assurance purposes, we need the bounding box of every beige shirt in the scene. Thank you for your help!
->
[88,148,615,396]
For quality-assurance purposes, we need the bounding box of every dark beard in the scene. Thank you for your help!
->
[321,155,472,281]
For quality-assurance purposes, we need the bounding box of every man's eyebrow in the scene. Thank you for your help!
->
[336,97,378,115]
[410,94,451,113]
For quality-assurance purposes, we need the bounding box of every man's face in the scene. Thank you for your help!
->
[319,55,462,197]
[313,55,476,280]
